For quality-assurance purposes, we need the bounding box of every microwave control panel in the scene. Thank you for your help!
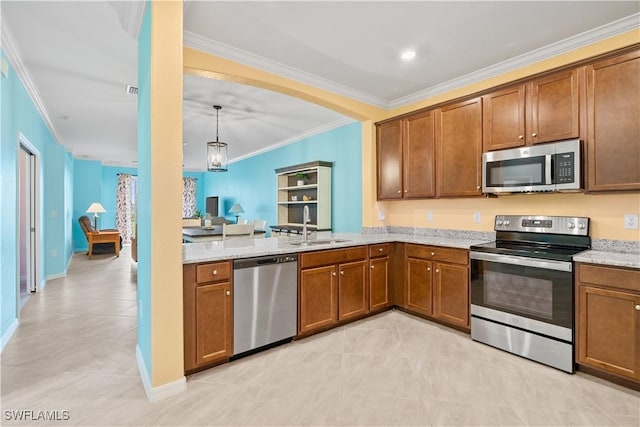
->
[554,152,575,183]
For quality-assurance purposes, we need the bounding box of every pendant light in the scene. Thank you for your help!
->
[206,105,228,172]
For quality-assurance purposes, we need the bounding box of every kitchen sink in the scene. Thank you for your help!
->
[290,239,350,246]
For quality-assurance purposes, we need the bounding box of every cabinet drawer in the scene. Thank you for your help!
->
[300,246,368,269]
[578,263,640,292]
[196,261,232,284]
[405,244,468,265]
[369,243,391,258]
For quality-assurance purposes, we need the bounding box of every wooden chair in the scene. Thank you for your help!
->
[78,215,122,258]
[222,223,254,239]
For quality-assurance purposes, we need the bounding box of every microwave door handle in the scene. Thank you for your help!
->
[546,154,553,185]
[470,251,572,272]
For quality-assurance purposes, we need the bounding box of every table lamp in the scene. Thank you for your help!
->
[229,203,244,224]
[86,202,106,230]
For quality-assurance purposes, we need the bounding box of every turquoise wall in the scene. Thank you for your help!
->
[204,121,362,233]
[72,159,103,251]
[1,49,73,348]
[137,3,152,379]
[72,162,205,252]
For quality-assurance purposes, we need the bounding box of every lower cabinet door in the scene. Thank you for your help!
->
[406,257,433,316]
[578,285,640,380]
[370,257,390,311]
[433,262,470,328]
[299,265,338,334]
[195,282,232,366]
[338,260,369,321]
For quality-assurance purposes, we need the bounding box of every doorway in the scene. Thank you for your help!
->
[18,138,38,308]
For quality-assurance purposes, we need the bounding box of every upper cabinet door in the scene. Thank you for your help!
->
[403,110,436,198]
[376,119,403,199]
[482,84,526,151]
[586,49,640,192]
[528,69,579,145]
[436,97,483,197]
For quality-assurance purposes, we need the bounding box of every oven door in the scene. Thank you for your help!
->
[470,252,573,339]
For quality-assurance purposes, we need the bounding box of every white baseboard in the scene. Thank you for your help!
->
[136,345,186,401]
[46,271,66,281]
[1,318,19,352]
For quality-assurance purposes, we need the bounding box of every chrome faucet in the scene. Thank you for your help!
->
[302,205,310,243]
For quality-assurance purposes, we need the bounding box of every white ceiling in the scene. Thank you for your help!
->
[2,1,639,171]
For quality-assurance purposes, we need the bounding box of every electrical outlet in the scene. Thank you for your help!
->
[426,211,433,221]
[624,214,639,230]
[473,212,481,223]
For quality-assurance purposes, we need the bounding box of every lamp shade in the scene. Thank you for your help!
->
[86,203,106,214]
[207,140,228,172]
[228,203,244,214]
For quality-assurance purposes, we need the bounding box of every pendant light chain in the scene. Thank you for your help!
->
[207,105,228,172]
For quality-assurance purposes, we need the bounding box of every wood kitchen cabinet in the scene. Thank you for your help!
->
[435,98,483,197]
[369,244,391,312]
[585,49,640,192]
[183,261,233,372]
[404,244,470,329]
[576,263,640,382]
[376,110,436,200]
[482,69,579,151]
[299,246,369,335]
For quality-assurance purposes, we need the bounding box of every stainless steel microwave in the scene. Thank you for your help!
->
[482,139,581,194]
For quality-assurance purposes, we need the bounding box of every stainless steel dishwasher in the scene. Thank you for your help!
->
[233,254,298,356]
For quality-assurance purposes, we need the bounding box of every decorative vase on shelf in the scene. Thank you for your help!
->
[297,180,304,186]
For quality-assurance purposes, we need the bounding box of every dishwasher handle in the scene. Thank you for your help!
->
[234,254,298,269]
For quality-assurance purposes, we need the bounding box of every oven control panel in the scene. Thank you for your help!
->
[495,215,589,236]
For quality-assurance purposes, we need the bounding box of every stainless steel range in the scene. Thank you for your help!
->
[470,215,590,373]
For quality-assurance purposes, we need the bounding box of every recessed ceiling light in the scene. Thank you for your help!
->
[400,50,416,61]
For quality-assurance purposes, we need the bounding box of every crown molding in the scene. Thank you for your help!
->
[1,18,60,143]
[389,13,640,109]
[185,13,638,112]
[228,117,355,165]
[110,0,147,40]
[183,31,388,109]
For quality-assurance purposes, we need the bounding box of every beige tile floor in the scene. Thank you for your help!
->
[2,246,639,426]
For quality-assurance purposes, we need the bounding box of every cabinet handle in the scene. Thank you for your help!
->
[397,190,402,194]
[212,269,218,276]
[340,271,344,276]
[427,267,431,272]
[436,269,440,273]
[378,248,383,252]
[225,290,231,296]
[371,265,375,269]
[332,272,336,276]
[430,252,435,257]
[476,185,481,190]
[404,190,408,193]
[531,132,537,137]
[518,135,524,139]
[635,305,640,311]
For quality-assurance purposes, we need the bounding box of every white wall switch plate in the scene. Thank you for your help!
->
[426,211,433,221]
[473,212,481,223]
[377,210,385,221]
[624,214,639,229]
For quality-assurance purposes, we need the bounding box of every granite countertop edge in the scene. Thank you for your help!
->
[573,250,640,269]
[182,232,489,265]
[183,231,640,269]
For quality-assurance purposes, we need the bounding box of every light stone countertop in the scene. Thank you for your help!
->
[573,250,640,269]
[183,229,640,270]
[182,231,490,264]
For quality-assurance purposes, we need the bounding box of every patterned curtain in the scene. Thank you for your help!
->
[183,177,197,218]
[116,174,133,244]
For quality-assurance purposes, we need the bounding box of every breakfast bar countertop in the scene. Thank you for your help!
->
[182,232,490,265]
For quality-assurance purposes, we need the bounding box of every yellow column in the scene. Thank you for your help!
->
[150,0,184,388]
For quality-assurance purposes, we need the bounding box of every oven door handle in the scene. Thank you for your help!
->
[470,251,572,272]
